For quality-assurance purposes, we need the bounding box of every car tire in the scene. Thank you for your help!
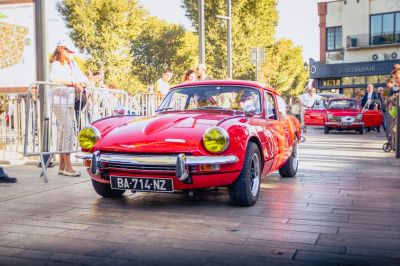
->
[358,126,364,135]
[279,137,299,178]
[91,179,125,198]
[324,126,329,134]
[228,142,261,207]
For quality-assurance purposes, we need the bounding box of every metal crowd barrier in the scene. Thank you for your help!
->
[23,81,130,182]
[0,94,28,161]
[129,93,164,116]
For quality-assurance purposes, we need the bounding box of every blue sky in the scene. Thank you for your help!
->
[47,0,326,61]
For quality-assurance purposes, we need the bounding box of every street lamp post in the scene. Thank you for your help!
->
[216,0,232,79]
[198,0,205,64]
[35,0,51,166]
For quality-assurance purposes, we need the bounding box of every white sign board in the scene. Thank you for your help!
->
[0,2,36,88]
[250,48,265,64]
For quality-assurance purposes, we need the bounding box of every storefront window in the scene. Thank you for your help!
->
[354,76,366,85]
[342,77,353,85]
[366,75,379,84]
[379,75,391,83]
[321,79,340,86]
[343,88,354,98]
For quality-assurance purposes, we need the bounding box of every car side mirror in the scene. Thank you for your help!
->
[244,104,256,117]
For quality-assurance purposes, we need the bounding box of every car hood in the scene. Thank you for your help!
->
[95,112,235,153]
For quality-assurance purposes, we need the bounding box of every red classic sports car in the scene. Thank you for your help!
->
[78,80,301,206]
[305,98,382,134]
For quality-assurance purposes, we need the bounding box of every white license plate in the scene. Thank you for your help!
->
[110,176,174,192]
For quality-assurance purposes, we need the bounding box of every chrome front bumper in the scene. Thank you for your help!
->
[78,152,239,181]
[325,121,364,126]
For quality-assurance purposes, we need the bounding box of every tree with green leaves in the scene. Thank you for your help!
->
[182,0,308,96]
[57,0,145,91]
[131,17,198,86]
[264,39,308,96]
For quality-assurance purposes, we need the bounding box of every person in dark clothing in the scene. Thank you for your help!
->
[377,87,387,132]
[361,84,379,110]
[387,79,395,97]
[361,84,380,132]
[0,167,17,183]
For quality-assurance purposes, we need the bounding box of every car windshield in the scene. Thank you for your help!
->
[159,86,261,113]
[328,99,360,109]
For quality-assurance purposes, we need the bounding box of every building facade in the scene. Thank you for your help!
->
[310,0,400,97]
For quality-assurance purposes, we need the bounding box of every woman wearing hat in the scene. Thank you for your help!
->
[49,40,88,177]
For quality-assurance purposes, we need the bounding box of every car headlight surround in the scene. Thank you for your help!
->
[78,126,101,150]
[327,113,333,120]
[202,126,230,153]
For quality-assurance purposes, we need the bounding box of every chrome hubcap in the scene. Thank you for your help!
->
[250,153,260,197]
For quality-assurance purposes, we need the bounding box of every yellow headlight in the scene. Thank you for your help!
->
[78,126,101,150]
[202,127,229,153]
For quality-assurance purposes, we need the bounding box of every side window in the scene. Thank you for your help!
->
[276,96,287,117]
[264,92,277,120]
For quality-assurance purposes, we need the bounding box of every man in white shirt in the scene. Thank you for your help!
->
[298,87,326,131]
[154,69,173,97]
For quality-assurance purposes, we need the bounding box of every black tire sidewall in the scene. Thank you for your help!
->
[229,142,261,206]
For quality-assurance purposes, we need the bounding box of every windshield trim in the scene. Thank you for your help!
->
[159,85,263,114]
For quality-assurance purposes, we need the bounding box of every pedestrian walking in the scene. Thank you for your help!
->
[196,63,210,81]
[154,69,173,97]
[49,40,88,177]
[182,69,197,83]
[297,86,326,132]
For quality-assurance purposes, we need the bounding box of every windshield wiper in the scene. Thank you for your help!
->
[193,106,235,111]
[155,107,176,112]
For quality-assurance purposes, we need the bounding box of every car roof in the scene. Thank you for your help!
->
[172,80,278,94]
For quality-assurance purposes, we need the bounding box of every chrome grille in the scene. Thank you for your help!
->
[105,162,176,172]
[329,116,361,123]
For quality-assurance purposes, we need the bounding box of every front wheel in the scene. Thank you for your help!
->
[358,126,364,135]
[279,137,299,178]
[91,179,125,198]
[324,126,329,134]
[228,142,261,207]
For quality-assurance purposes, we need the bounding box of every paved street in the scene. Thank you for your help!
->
[0,128,399,266]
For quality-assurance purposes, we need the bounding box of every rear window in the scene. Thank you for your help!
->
[328,100,360,109]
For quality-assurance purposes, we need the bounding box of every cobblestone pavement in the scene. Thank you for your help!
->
[0,128,399,266]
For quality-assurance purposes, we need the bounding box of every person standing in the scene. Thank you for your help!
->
[361,84,379,110]
[196,63,209,81]
[49,40,88,177]
[377,87,387,132]
[154,69,173,97]
[182,69,197,83]
[386,79,395,97]
[361,84,379,132]
[297,87,326,132]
